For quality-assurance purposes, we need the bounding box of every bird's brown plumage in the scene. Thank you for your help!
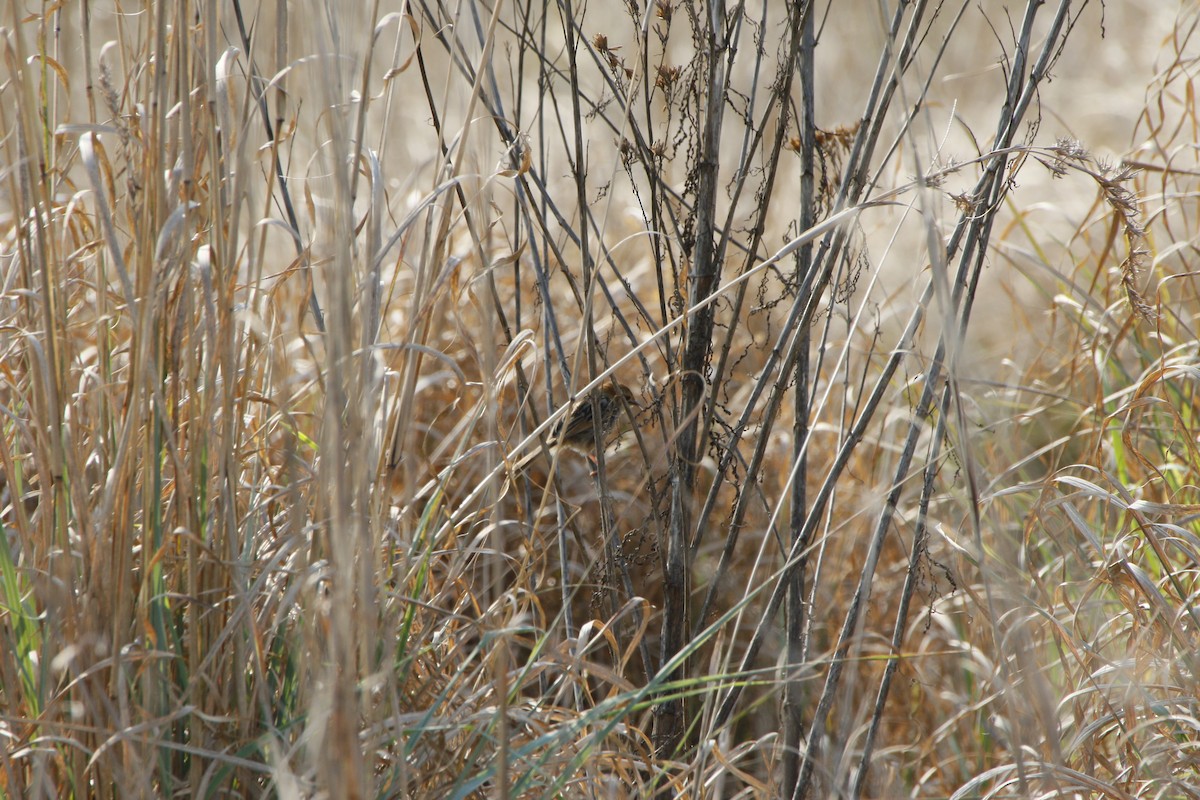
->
[514,382,639,473]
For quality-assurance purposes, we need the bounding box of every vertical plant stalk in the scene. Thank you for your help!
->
[783,0,817,793]
[657,0,739,754]
[230,0,323,332]
[849,380,947,799]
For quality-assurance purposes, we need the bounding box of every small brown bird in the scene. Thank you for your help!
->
[514,382,639,473]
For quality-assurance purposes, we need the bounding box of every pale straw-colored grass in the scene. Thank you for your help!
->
[0,1,1195,797]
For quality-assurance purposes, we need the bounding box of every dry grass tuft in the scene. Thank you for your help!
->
[1,0,1196,797]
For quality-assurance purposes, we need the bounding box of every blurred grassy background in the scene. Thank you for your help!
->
[2,0,1198,797]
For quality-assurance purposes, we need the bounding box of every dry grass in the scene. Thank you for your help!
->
[1,0,1197,797]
